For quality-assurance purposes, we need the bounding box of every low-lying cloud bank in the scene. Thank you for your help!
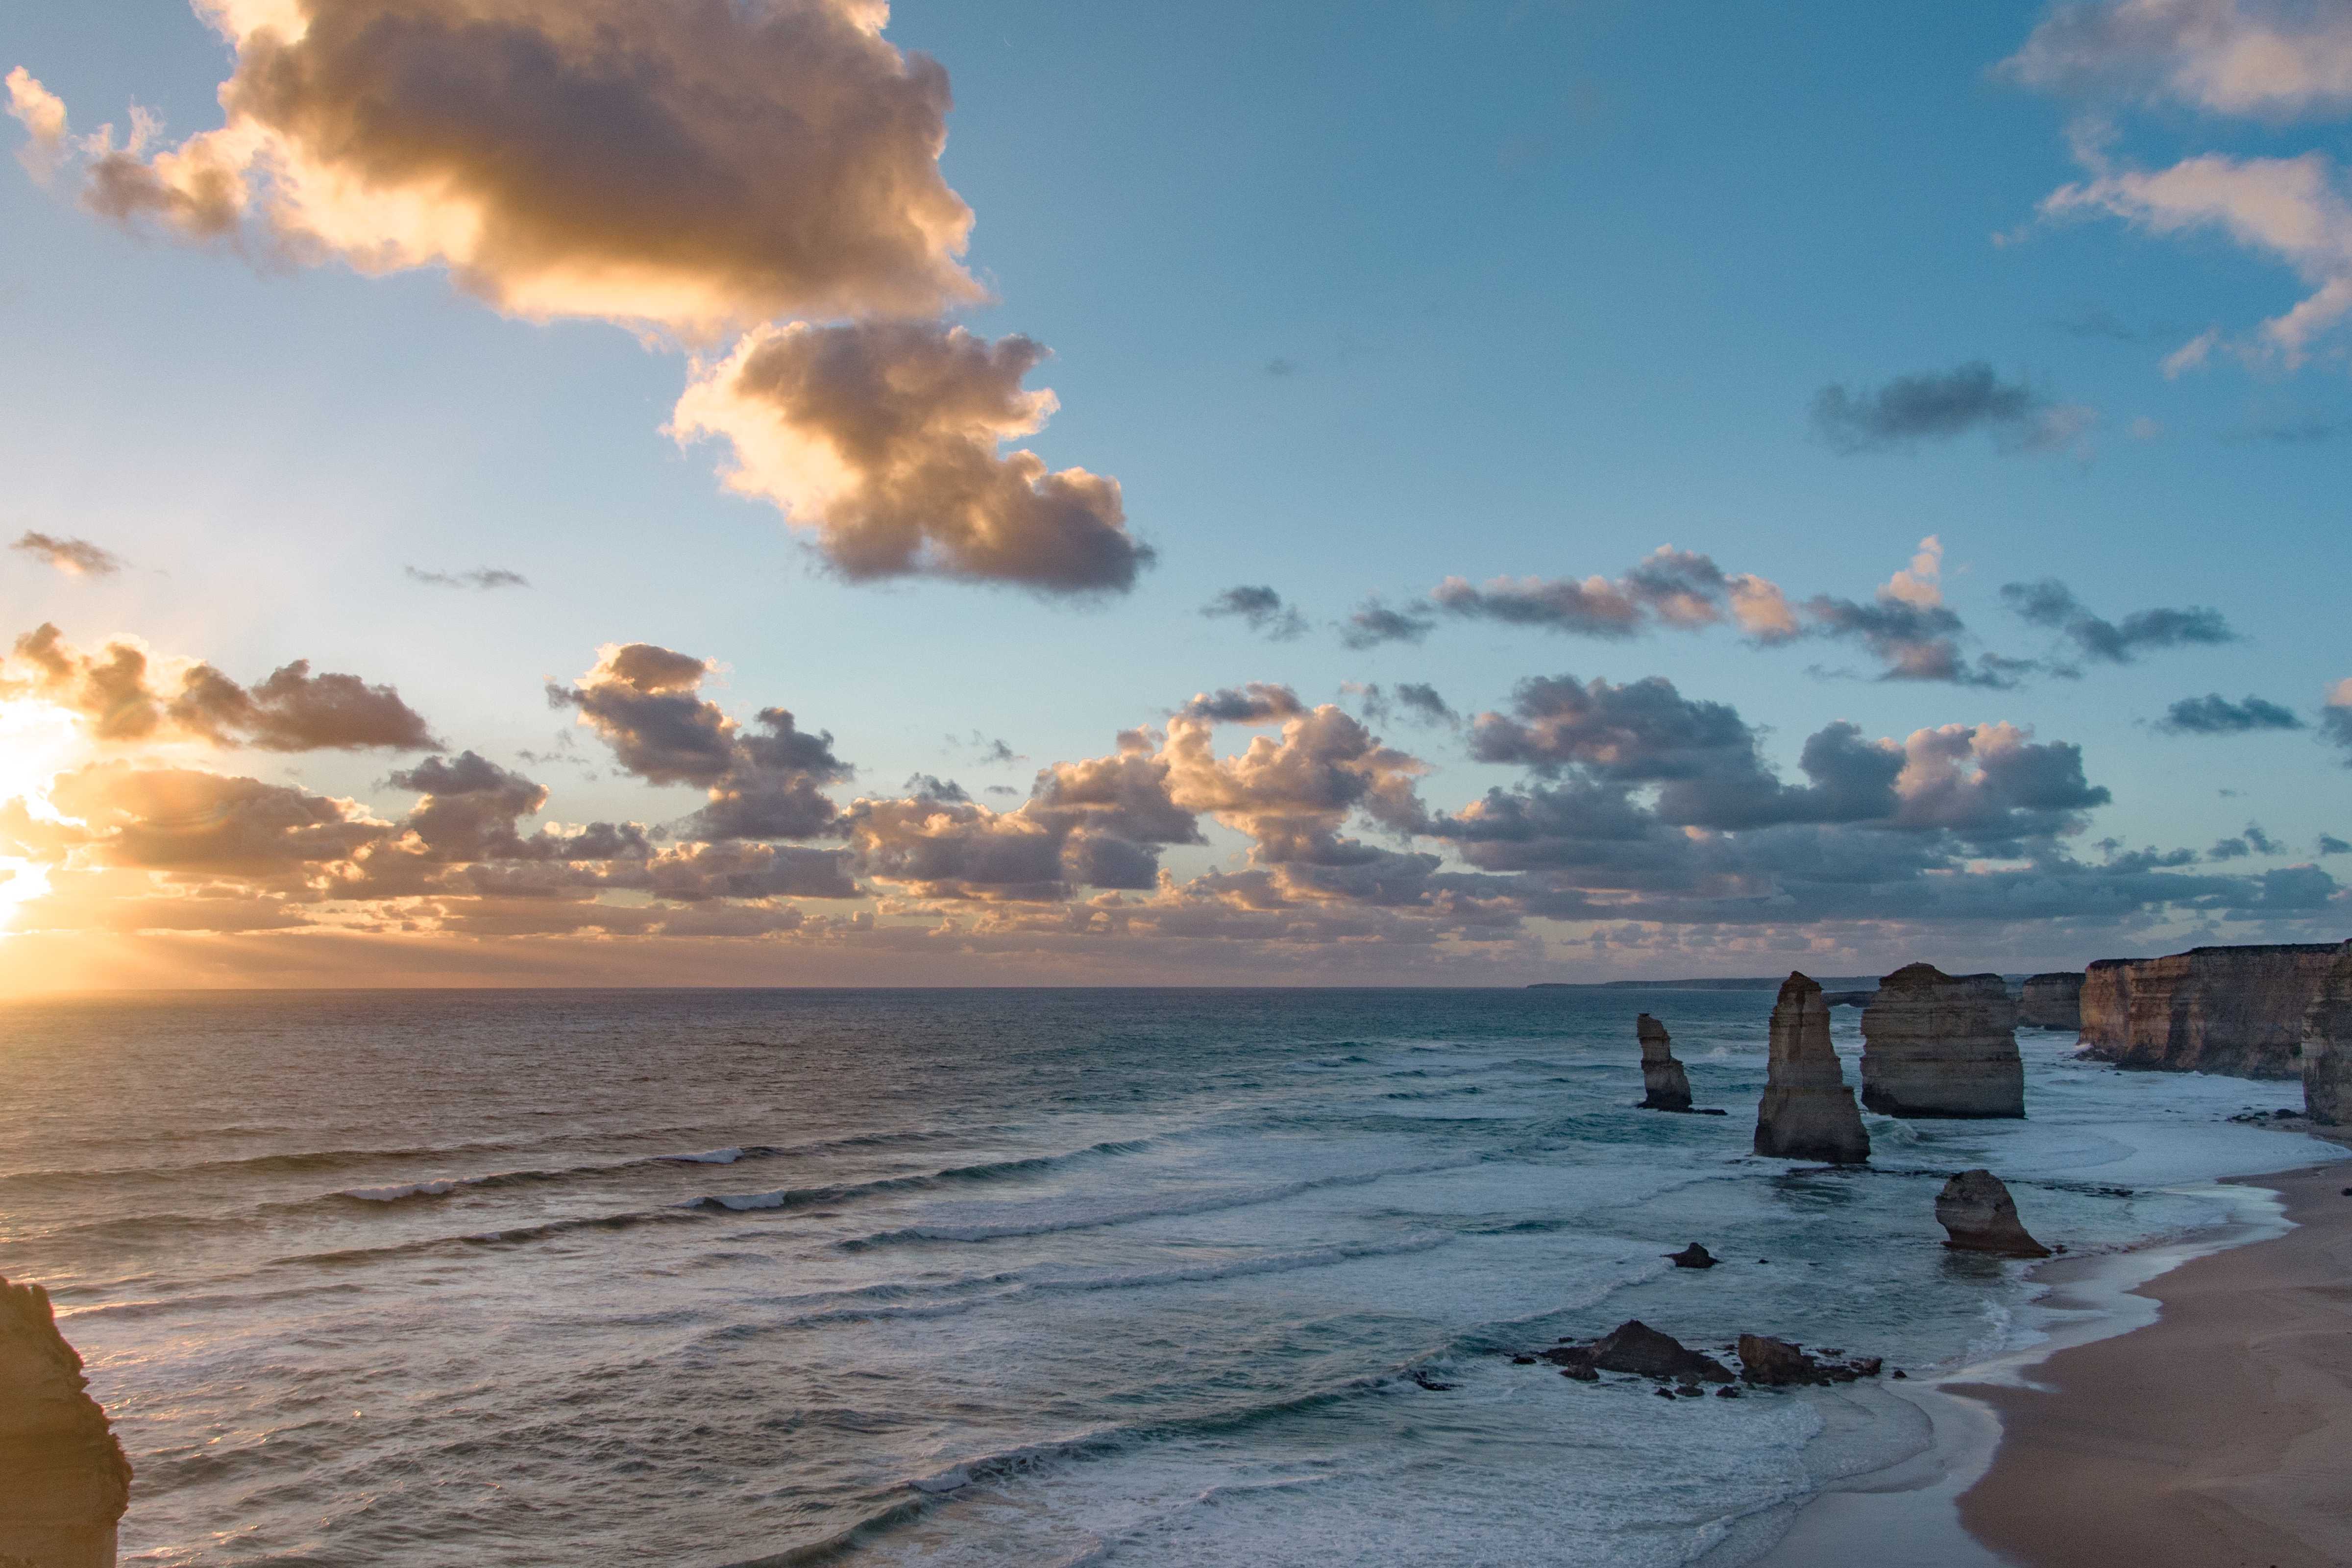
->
[1,622,2339,981]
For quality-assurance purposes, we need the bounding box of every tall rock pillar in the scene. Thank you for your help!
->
[1754,972,1870,1164]
[2302,943,2352,1126]
[1860,964,2026,1118]
[0,1276,131,1568]
[1637,1013,1692,1112]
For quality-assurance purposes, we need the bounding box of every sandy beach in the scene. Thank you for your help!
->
[1956,1157,2352,1567]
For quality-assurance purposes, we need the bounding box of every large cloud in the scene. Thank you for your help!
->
[4,623,439,750]
[2005,0,2352,118]
[42,0,978,335]
[670,321,1148,592]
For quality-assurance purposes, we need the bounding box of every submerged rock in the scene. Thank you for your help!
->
[1934,1170,2051,1258]
[2078,943,2343,1079]
[2300,943,2352,1126]
[1546,1320,1733,1384]
[0,1275,131,1568]
[1637,1013,1694,1112]
[2018,972,2084,1030]
[1753,973,1869,1164]
[1666,1243,1717,1270]
[1860,964,2025,1119]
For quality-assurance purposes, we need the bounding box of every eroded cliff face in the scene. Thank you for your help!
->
[1753,972,1869,1164]
[2017,972,2083,1031]
[2300,944,2352,1126]
[0,1276,130,1568]
[2076,943,2342,1079]
[1860,964,2024,1119]
[1636,1013,1692,1112]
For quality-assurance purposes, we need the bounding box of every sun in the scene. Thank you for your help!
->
[0,697,83,926]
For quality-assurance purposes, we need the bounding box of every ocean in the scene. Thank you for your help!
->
[1,987,2333,1567]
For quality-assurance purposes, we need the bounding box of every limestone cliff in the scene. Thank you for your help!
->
[1753,972,1869,1164]
[0,1276,130,1568]
[2017,972,2083,1031]
[2076,943,2343,1079]
[1636,1013,1692,1112]
[2300,943,2352,1125]
[1859,964,2025,1119]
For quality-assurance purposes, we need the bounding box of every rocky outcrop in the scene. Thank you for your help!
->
[1935,1170,2050,1258]
[1666,1243,1716,1270]
[2300,943,2352,1125]
[2018,972,2083,1030]
[1859,964,2025,1119]
[1637,1013,1693,1111]
[2076,943,2343,1078]
[1737,1335,1882,1386]
[0,1276,130,1568]
[1544,1321,1732,1384]
[1753,973,1869,1164]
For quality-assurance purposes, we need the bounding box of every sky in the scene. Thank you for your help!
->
[0,0,2346,990]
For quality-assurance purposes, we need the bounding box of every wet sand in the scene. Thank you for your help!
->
[1957,1159,2352,1567]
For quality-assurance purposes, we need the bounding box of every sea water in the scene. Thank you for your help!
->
[0,987,2333,1567]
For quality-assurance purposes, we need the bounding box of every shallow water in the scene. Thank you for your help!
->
[0,987,2331,1566]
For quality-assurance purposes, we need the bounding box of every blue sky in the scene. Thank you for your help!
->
[0,0,2344,987]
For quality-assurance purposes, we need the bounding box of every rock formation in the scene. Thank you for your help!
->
[1736,1335,1881,1386]
[0,1276,131,1568]
[2300,943,2352,1125]
[1934,1170,2050,1258]
[2018,971,2083,1030]
[2076,943,2343,1078]
[1637,1013,1693,1112]
[1753,972,1869,1164]
[1859,964,2025,1119]
[1544,1321,1732,1384]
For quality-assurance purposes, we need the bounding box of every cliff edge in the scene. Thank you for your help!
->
[0,1276,130,1568]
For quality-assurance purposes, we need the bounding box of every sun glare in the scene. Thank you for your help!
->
[0,698,82,927]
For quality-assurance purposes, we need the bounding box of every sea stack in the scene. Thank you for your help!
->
[1753,973,1869,1164]
[2017,972,2083,1031]
[2301,943,2352,1126]
[0,1276,131,1568]
[1859,964,2025,1119]
[1934,1170,2051,1258]
[2076,943,2342,1078]
[1637,1013,1693,1112]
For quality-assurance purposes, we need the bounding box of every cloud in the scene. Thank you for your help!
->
[2218,414,2349,443]
[2000,578,2235,662]
[48,762,387,874]
[3,67,67,179]
[670,320,1147,593]
[1432,548,1800,643]
[40,0,980,337]
[2004,0,2352,118]
[406,565,528,590]
[1393,683,1459,727]
[1201,585,1306,641]
[2320,833,2351,856]
[2040,150,2352,367]
[1177,683,1307,724]
[1339,597,1436,649]
[1810,363,2092,454]
[549,641,851,838]
[2153,692,2305,734]
[3,623,439,750]
[1801,537,2027,687]
[12,532,125,577]
[2325,677,2352,763]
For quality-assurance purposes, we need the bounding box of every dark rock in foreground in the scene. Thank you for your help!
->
[1860,964,2025,1119]
[1637,1013,1693,1112]
[1,1275,131,1568]
[1545,1320,1733,1384]
[1754,973,1869,1164]
[1935,1169,2051,1258]
[2018,971,2083,1030]
[1736,1335,1883,1387]
[1666,1243,1716,1269]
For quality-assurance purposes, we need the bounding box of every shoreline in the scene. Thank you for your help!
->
[1722,1151,2344,1568]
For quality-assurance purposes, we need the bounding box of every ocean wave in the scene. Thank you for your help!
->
[690,1140,1158,1215]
